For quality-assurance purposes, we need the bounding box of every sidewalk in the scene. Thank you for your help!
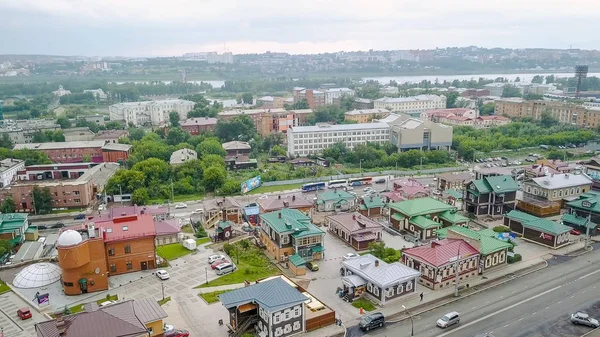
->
[303,241,591,337]
[196,283,246,294]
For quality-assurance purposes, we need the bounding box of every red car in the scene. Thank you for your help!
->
[570,228,581,235]
[17,307,32,320]
[211,259,229,269]
[165,330,189,337]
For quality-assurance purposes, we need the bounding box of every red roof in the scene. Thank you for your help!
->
[101,213,156,242]
[403,239,478,267]
[477,115,510,121]
[155,219,181,236]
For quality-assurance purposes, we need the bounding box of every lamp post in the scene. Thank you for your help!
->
[402,305,414,336]
[454,240,469,297]
[360,159,364,175]
[205,267,208,285]
[118,184,123,206]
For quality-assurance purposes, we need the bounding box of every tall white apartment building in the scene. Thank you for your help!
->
[325,88,355,104]
[374,95,446,114]
[287,123,390,157]
[0,158,24,188]
[109,99,195,126]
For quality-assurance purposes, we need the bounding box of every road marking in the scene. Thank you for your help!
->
[499,296,504,299]
[518,318,524,321]
[579,269,600,280]
[436,285,562,337]
[582,290,587,294]
[558,301,562,304]
[471,306,477,309]
[504,324,509,328]
[532,312,537,315]
[571,296,575,299]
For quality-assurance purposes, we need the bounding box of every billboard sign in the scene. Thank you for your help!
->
[241,176,262,194]
[36,292,50,307]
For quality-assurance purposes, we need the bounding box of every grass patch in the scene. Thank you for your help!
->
[59,294,119,316]
[199,290,231,304]
[196,237,210,245]
[351,298,376,312]
[195,242,278,288]
[158,297,171,306]
[156,242,195,260]
[0,280,11,294]
[247,183,304,195]
[50,209,82,214]
[148,193,205,205]
[181,224,195,234]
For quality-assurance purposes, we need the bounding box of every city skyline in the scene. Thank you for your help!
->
[1,0,599,57]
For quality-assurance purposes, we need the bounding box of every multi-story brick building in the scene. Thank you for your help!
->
[494,99,589,125]
[13,141,132,164]
[180,117,218,135]
[93,129,129,144]
[374,95,446,114]
[56,212,156,295]
[257,96,285,109]
[109,99,195,126]
[296,89,326,108]
[218,108,313,136]
[344,108,390,123]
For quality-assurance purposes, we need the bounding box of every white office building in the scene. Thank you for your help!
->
[287,123,390,157]
[109,99,195,126]
[0,158,25,188]
[325,88,355,104]
[374,95,446,114]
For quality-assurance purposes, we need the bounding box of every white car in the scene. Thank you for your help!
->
[208,254,227,264]
[100,300,117,307]
[363,187,373,192]
[193,209,204,214]
[343,253,359,260]
[163,325,175,334]
[156,270,170,280]
[98,204,106,211]
[174,203,187,209]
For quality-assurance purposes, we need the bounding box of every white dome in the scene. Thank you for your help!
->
[57,230,83,247]
[13,263,61,289]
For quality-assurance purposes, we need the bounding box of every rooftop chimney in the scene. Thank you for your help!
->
[352,214,356,220]
[278,195,281,199]
[292,195,296,201]
[278,212,282,219]
[374,260,380,267]
[54,311,66,335]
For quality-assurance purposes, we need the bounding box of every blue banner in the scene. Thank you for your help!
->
[241,176,262,194]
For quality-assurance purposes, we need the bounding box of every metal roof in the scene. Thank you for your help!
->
[340,254,420,288]
[289,122,389,133]
[531,174,592,190]
[219,277,308,312]
[403,239,479,267]
[132,297,168,324]
[389,197,455,217]
[436,226,512,255]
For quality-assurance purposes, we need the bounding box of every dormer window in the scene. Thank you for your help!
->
[106,228,113,233]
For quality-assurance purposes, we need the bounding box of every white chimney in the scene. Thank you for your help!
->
[88,222,96,238]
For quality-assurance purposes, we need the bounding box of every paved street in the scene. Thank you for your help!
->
[352,245,600,337]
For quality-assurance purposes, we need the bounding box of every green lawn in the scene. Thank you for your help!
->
[63,294,119,315]
[156,238,209,260]
[158,297,171,306]
[247,183,304,195]
[0,280,11,294]
[181,224,195,234]
[196,237,210,245]
[195,243,279,288]
[148,193,205,205]
[351,298,376,311]
[199,290,231,304]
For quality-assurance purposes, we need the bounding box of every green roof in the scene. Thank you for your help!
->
[525,218,571,235]
[289,254,305,267]
[470,180,492,194]
[436,226,511,255]
[359,205,367,210]
[311,246,325,253]
[446,189,464,199]
[561,214,594,228]
[439,210,469,224]
[409,215,442,229]
[389,197,456,217]
[259,208,324,238]
[362,196,385,209]
[567,194,600,213]
[391,213,405,221]
[317,190,354,202]
[216,220,234,233]
[485,175,519,193]
[0,213,28,234]
[505,210,538,223]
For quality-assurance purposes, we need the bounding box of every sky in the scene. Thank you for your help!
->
[1,0,599,57]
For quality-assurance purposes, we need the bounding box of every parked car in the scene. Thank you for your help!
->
[359,312,385,331]
[363,187,373,192]
[192,209,204,214]
[165,330,190,337]
[156,270,170,280]
[432,190,442,196]
[437,312,460,328]
[100,300,117,307]
[215,263,236,275]
[51,223,65,229]
[36,225,48,230]
[570,228,581,236]
[211,259,229,269]
[208,254,227,264]
[74,214,85,220]
[17,307,32,320]
[306,261,319,271]
[98,204,106,211]
[571,312,600,328]
[342,253,359,260]
[164,324,175,334]
[174,203,187,209]
[345,186,354,191]
[374,178,386,184]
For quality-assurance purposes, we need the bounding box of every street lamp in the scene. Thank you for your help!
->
[118,184,123,206]
[402,305,414,336]
[359,159,364,175]
[453,240,469,297]
[205,267,208,285]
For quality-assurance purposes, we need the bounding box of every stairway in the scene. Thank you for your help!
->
[204,213,221,229]
[229,316,259,337]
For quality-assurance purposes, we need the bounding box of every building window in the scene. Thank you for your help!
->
[294,307,300,317]
[406,281,413,291]
[386,287,394,298]
[74,199,81,203]
[126,261,133,270]
[110,264,116,272]
[73,191,80,195]
[122,226,128,231]
[106,228,113,233]
[124,244,131,254]
[108,247,115,256]
[274,313,280,324]
[63,282,74,287]
[373,286,379,296]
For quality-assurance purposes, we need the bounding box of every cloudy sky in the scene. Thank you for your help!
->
[1,0,599,57]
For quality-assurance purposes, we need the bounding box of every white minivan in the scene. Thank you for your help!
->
[215,263,236,275]
[437,311,460,328]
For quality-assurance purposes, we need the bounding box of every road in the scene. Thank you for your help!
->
[351,245,600,337]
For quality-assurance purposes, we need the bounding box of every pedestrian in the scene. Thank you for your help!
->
[420,292,423,302]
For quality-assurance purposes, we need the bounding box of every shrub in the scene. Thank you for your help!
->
[507,253,522,264]
[223,243,234,256]
[195,226,207,238]
[493,226,511,233]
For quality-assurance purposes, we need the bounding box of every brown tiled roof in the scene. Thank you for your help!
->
[258,193,313,212]
[203,197,241,212]
[437,172,473,182]
[94,130,129,140]
[155,219,181,236]
[326,212,383,232]
[132,297,168,323]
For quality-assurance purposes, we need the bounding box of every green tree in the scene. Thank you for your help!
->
[241,93,253,105]
[196,137,226,157]
[220,179,241,195]
[132,188,150,205]
[339,95,355,111]
[501,85,522,98]
[270,145,286,157]
[169,111,181,127]
[203,166,227,191]
[545,75,555,84]
[132,158,170,187]
[0,134,13,149]
[201,154,226,170]
[215,115,257,142]
[292,99,309,110]
[0,240,12,257]
[128,128,146,141]
[446,91,459,108]
[56,116,71,129]
[514,77,521,82]
[531,75,544,84]
[165,127,189,146]
[524,93,544,100]
[105,169,146,195]
[479,102,495,116]
[0,197,16,213]
[32,186,53,214]
[367,242,401,263]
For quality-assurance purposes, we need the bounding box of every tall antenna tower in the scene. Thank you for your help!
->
[574,65,588,99]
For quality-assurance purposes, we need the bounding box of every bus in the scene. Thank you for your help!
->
[302,182,326,192]
[327,179,348,189]
[348,177,373,186]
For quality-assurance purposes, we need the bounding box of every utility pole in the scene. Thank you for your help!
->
[585,212,592,250]
[161,282,165,301]
[420,157,423,171]
[454,241,467,297]
[360,159,363,176]
[402,305,414,336]
[119,184,123,206]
